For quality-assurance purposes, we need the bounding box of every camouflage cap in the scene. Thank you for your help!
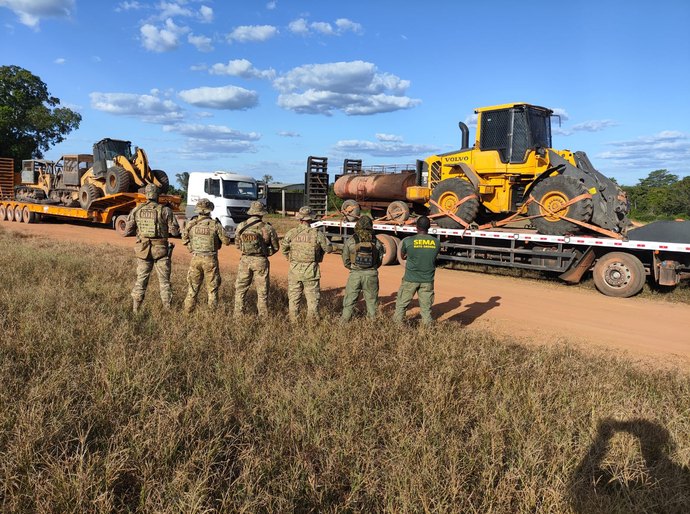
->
[354,215,373,231]
[295,206,316,221]
[247,201,267,216]
[144,183,160,200]
[195,198,214,214]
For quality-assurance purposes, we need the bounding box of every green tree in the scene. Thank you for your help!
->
[0,65,81,169]
[175,171,189,192]
[262,174,273,185]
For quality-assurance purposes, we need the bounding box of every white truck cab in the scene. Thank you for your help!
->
[186,171,264,238]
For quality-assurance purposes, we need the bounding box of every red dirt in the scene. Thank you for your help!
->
[4,219,690,367]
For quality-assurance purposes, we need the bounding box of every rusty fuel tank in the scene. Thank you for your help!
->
[333,171,417,201]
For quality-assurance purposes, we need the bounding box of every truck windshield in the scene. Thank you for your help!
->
[222,180,257,200]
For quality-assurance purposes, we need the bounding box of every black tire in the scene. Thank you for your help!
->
[341,199,361,221]
[429,178,479,229]
[528,175,593,235]
[105,166,132,195]
[592,252,646,298]
[376,234,398,266]
[114,214,128,236]
[0,205,6,221]
[153,169,169,193]
[13,205,23,222]
[22,207,37,224]
[79,183,103,210]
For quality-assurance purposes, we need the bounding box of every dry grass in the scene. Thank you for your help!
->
[0,226,689,512]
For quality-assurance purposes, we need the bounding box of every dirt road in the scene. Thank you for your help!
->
[4,219,690,366]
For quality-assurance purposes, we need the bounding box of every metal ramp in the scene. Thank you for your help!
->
[305,156,329,216]
[0,158,14,200]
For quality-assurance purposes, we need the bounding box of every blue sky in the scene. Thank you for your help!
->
[2,0,690,186]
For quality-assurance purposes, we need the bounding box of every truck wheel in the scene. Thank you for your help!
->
[22,207,36,224]
[13,205,23,222]
[0,205,6,221]
[429,178,479,229]
[377,234,398,266]
[592,252,646,298]
[528,175,593,235]
[153,170,169,193]
[114,214,128,236]
[79,183,103,210]
[387,201,410,222]
[341,199,361,221]
[105,166,132,195]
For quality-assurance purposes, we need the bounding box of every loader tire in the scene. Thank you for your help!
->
[153,170,169,193]
[386,201,410,222]
[528,175,593,235]
[429,178,479,229]
[105,166,132,195]
[79,183,102,210]
[592,252,646,298]
[341,199,361,221]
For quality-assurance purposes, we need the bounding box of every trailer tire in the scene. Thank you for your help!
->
[528,175,593,235]
[114,214,128,236]
[377,234,398,266]
[592,252,646,298]
[13,205,23,222]
[0,205,6,221]
[341,199,361,221]
[153,170,169,193]
[429,178,479,229]
[105,166,132,195]
[79,183,103,210]
[22,207,36,224]
[387,201,410,222]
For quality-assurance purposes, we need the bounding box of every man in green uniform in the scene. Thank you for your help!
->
[181,198,230,313]
[124,183,180,313]
[394,215,440,324]
[340,215,385,322]
[281,206,332,321]
[234,201,279,317]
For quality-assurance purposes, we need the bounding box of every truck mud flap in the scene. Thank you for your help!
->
[559,248,595,284]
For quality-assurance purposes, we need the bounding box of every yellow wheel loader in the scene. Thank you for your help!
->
[419,102,631,235]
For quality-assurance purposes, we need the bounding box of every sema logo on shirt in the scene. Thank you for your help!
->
[413,239,437,249]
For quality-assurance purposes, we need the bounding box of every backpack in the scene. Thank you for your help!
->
[237,220,268,256]
[351,234,378,269]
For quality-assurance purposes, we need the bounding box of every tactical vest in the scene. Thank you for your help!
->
[189,217,217,254]
[350,234,378,269]
[135,202,164,239]
[289,227,319,263]
[238,222,268,256]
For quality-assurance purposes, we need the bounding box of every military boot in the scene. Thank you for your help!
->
[133,299,142,314]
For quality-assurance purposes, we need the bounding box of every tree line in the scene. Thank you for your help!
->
[621,169,690,222]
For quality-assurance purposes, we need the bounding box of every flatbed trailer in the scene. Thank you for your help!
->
[0,193,182,235]
[315,219,690,298]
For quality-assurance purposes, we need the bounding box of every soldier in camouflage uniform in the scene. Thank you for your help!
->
[234,201,279,317]
[124,183,180,313]
[181,198,230,313]
[281,206,332,321]
[341,215,385,322]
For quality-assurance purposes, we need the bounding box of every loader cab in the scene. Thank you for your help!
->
[476,103,553,164]
[92,138,133,177]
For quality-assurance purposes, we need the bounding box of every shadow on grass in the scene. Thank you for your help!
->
[569,418,690,513]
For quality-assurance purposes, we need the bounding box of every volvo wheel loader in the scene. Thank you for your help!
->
[419,102,631,235]
[15,138,170,209]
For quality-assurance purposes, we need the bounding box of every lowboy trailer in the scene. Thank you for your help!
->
[315,219,690,298]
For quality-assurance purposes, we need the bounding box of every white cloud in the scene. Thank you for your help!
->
[226,24,278,43]
[188,33,213,52]
[54,57,65,64]
[334,138,439,157]
[178,85,258,110]
[571,120,617,132]
[376,133,403,142]
[288,18,308,34]
[90,92,184,124]
[266,1,276,10]
[209,59,275,80]
[156,1,192,19]
[163,123,260,141]
[198,5,212,23]
[288,16,363,36]
[116,1,142,11]
[140,18,188,52]
[273,61,420,116]
[0,0,74,28]
[278,131,300,138]
[190,63,207,71]
[598,131,690,170]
